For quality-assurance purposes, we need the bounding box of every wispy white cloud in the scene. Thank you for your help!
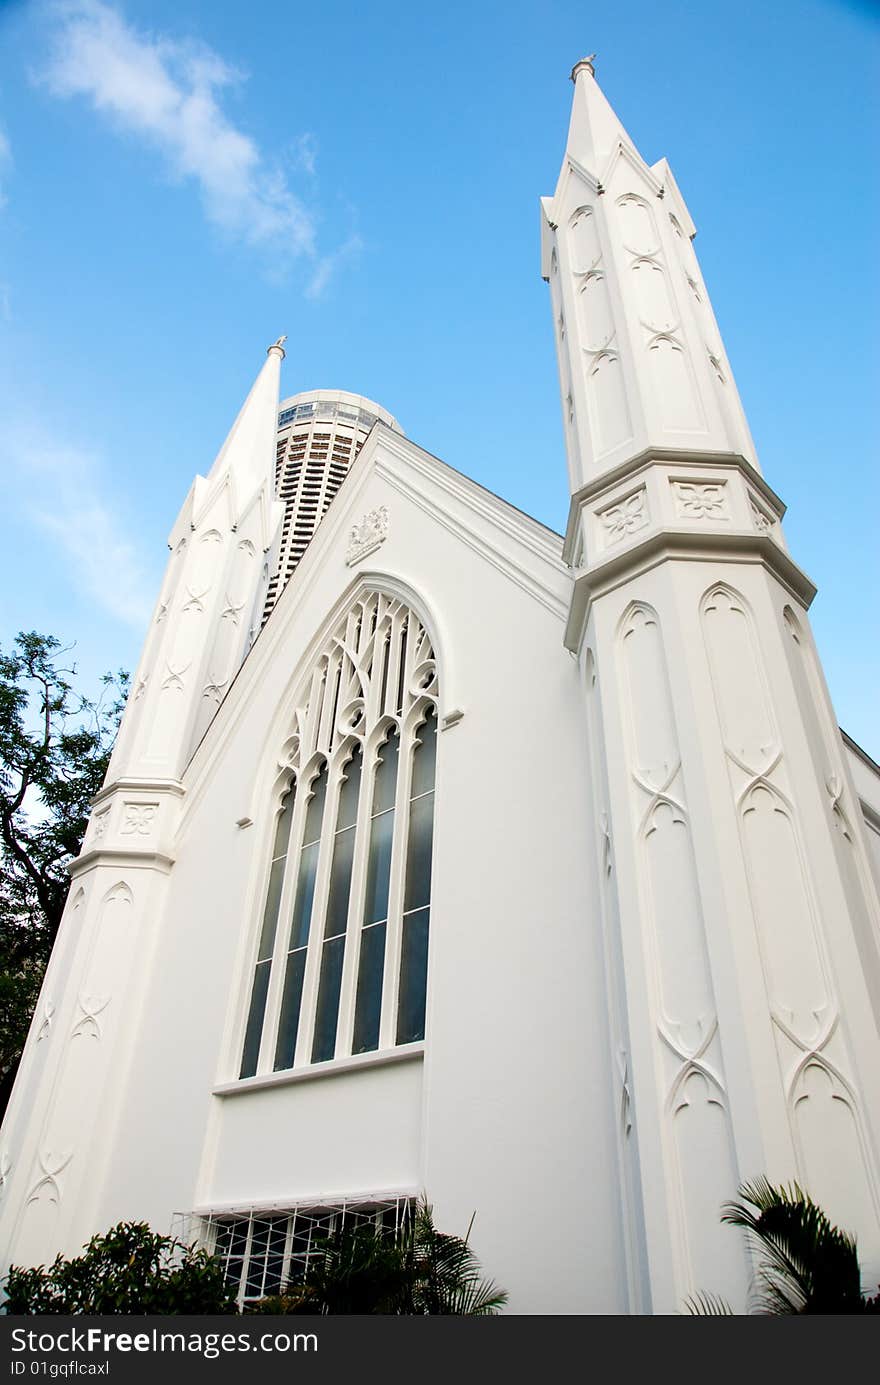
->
[306,233,363,301]
[39,0,318,263]
[2,421,155,629]
[289,132,317,178]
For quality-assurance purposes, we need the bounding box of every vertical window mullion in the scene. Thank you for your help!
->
[274,763,329,1070]
[397,708,436,1045]
[383,611,403,720]
[295,759,345,1066]
[257,779,310,1074]
[336,738,381,1057]
[240,786,296,1079]
[378,718,416,1050]
[311,746,363,1062]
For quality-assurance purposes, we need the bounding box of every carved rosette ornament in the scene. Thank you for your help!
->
[346,506,389,566]
[672,481,728,521]
[121,804,158,837]
[598,489,648,545]
[749,495,775,535]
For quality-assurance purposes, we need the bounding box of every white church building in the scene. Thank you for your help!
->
[2,60,880,1315]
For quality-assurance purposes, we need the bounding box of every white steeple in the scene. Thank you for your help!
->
[564,55,636,173]
[544,61,880,1314]
[542,57,757,495]
[106,342,286,781]
[204,336,286,505]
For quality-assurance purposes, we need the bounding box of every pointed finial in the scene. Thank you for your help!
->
[267,335,287,359]
[571,54,596,81]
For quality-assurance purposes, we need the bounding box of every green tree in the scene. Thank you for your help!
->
[4,1222,237,1314]
[688,1177,880,1315]
[250,1199,507,1315]
[0,632,127,1115]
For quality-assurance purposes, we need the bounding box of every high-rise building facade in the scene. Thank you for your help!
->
[266,391,402,618]
[1,61,878,1315]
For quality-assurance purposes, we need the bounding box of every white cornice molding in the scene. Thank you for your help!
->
[69,847,176,877]
[564,528,817,652]
[91,776,186,807]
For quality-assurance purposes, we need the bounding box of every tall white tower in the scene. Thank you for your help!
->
[542,57,880,1312]
[0,342,285,1270]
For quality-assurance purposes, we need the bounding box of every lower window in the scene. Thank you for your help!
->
[195,1199,415,1309]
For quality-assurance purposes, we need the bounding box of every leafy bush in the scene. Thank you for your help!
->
[5,1221,237,1315]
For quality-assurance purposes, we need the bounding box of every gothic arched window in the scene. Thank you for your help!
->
[239,591,438,1078]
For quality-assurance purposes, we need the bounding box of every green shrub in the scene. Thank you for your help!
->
[5,1221,237,1315]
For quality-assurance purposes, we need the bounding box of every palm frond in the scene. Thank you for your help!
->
[682,1291,735,1315]
[722,1178,862,1314]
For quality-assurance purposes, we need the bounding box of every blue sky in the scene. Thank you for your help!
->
[0,0,877,753]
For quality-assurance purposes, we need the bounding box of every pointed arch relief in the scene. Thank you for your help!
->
[587,350,632,456]
[617,601,679,793]
[701,582,779,776]
[632,258,677,334]
[616,193,660,257]
[569,205,602,273]
[73,880,136,1030]
[647,334,703,433]
[577,271,615,353]
[793,1060,880,1233]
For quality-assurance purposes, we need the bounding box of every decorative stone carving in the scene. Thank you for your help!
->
[598,488,648,545]
[749,495,775,534]
[26,1150,72,1207]
[160,660,189,692]
[346,507,389,566]
[92,809,110,841]
[826,774,854,842]
[71,993,111,1041]
[120,803,158,836]
[181,584,210,614]
[202,677,229,706]
[220,597,246,625]
[599,811,613,877]
[618,1050,632,1138]
[36,1000,55,1042]
[672,481,728,520]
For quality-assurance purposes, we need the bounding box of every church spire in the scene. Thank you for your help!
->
[204,336,287,508]
[564,55,636,176]
[543,61,757,494]
[105,343,285,780]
